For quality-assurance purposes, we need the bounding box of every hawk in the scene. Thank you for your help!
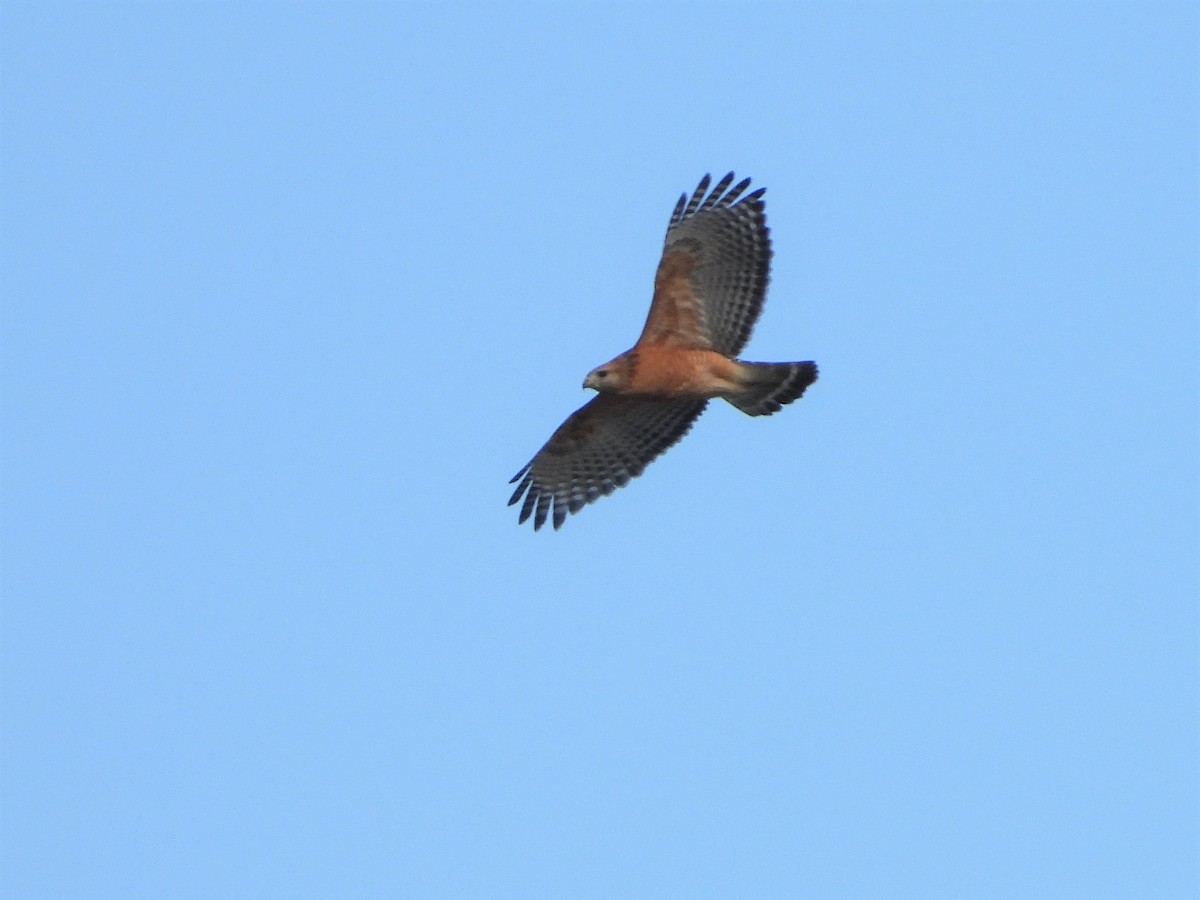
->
[509,172,818,530]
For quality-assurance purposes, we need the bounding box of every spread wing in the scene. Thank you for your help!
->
[508,395,708,531]
[637,172,772,355]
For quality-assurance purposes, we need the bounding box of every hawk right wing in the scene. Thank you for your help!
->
[508,395,708,531]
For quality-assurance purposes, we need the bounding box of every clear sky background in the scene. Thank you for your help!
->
[2,3,1197,898]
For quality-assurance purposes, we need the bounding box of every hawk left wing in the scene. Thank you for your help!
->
[638,172,772,355]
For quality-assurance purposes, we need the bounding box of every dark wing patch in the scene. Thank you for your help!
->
[508,395,708,531]
[652,171,771,356]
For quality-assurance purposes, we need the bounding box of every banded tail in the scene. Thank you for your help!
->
[727,361,819,417]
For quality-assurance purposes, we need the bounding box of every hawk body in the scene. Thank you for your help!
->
[587,347,745,398]
[510,172,818,531]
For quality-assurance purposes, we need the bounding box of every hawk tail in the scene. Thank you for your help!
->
[727,361,818,417]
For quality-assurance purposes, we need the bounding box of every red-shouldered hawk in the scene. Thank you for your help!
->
[509,173,818,530]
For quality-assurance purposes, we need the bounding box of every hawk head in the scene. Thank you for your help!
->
[583,367,617,392]
[583,357,633,393]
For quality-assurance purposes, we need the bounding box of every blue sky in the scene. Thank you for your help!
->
[2,2,1197,897]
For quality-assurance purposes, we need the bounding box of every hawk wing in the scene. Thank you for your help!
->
[637,172,772,355]
[509,395,708,531]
